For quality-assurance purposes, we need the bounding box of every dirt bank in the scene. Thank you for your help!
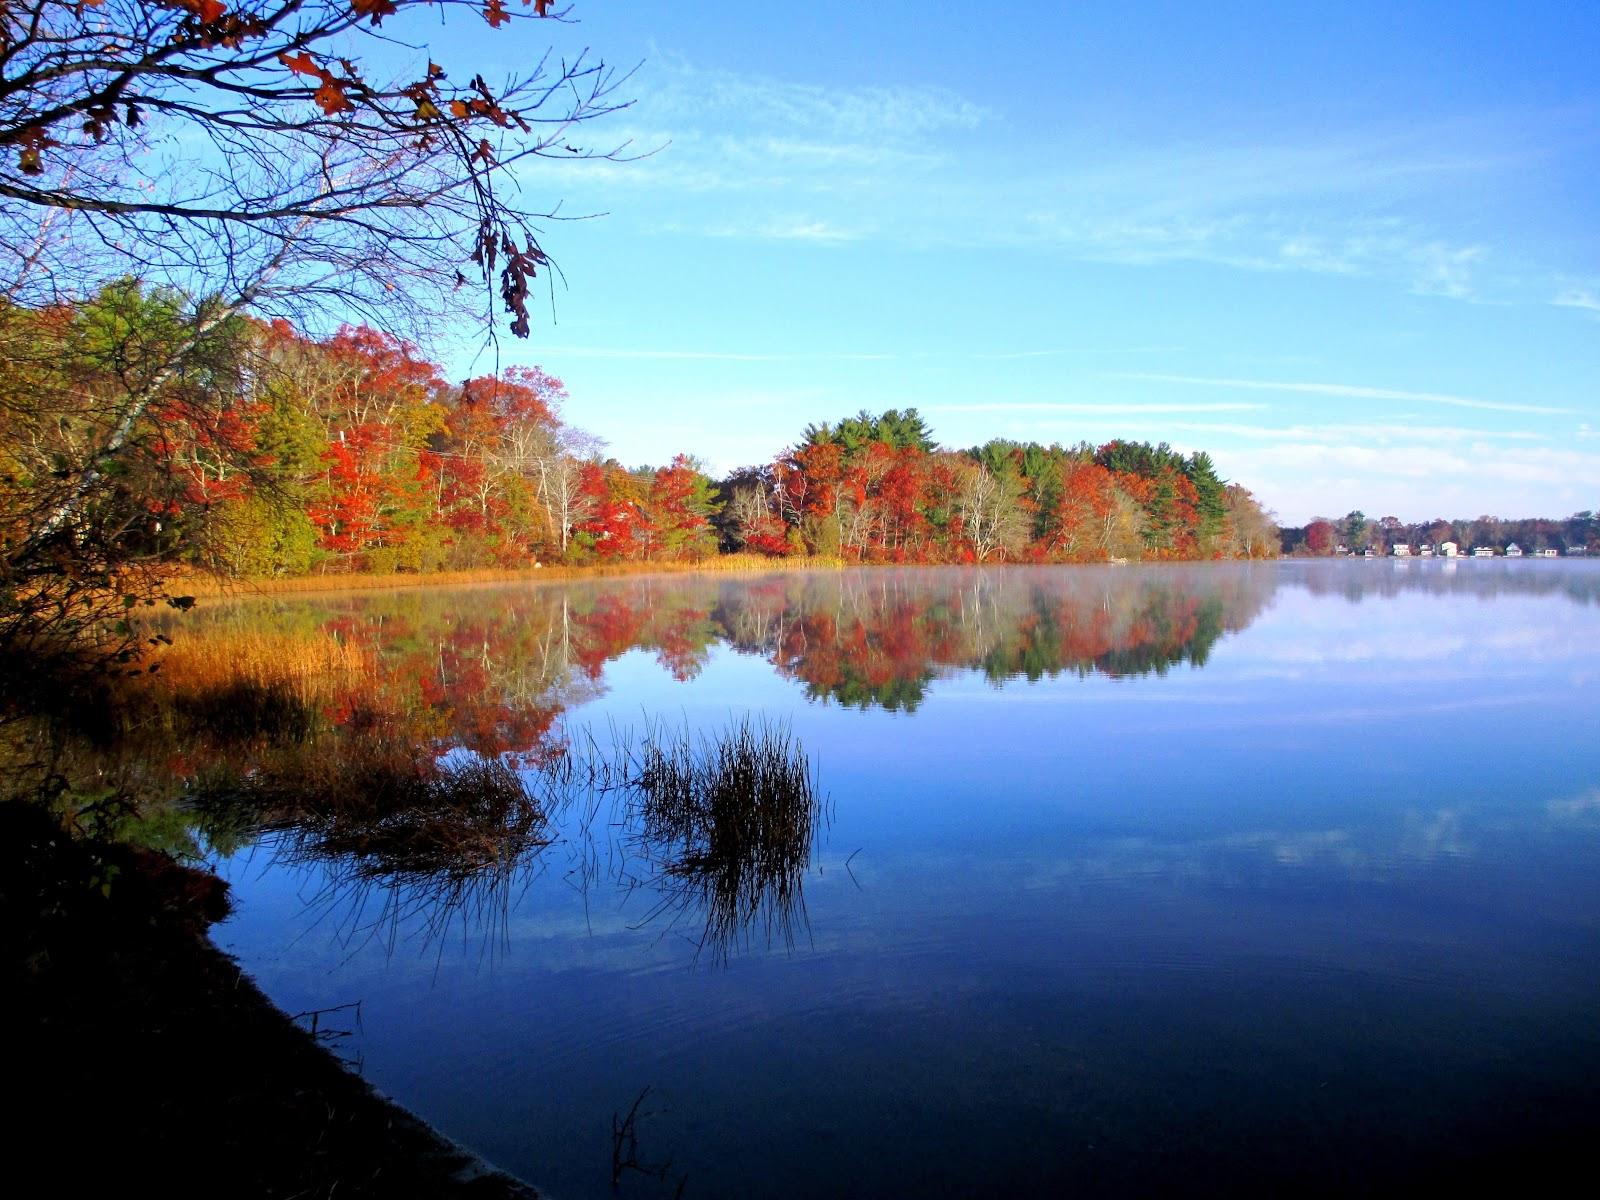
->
[3,801,537,1199]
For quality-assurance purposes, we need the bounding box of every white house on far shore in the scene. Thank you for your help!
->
[1439,541,1459,557]
[1392,543,1410,556]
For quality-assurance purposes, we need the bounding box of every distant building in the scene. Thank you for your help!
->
[1569,545,1588,556]
[1472,546,1495,558]
[1537,548,1558,558]
[1392,543,1411,556]
[1505,543,1523,557]
[1419,544,1436,557]
[1439,541,1459,557]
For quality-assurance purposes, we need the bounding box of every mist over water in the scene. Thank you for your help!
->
[211,561,1600,1197]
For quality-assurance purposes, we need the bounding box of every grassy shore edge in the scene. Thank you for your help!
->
[172,553,848,599]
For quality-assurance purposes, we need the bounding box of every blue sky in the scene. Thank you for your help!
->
[417,2,1598,524]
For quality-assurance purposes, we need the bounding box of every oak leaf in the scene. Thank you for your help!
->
[278,51,322,78]
[351,0,398,25]
[180,0,227,21]
[314,78,353,115]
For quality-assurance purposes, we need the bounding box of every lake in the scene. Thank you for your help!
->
[209,561,1600,1197]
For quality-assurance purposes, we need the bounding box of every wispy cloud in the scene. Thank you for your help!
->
[969,346,1186,360]
[525,54,1593,307]
[926,401,1266,414]
[1116,373,1575,415]
[1554,286,1600,316]
[1223,440,1600,523]
[643,59,990,140]
[537,347,788,362]
[1160,421,1550,443]
[1238,441,1600,484]
[537,346,1181,363]
[703,217,863,242]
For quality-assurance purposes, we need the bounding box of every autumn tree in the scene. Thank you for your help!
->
[1304,518,1338,556]
[1,1,628,334]
[646,455,720,560]
[1219,485,1277,558]
[958,444,1029,562]
[715,466,791,555]
[0,1,629,671]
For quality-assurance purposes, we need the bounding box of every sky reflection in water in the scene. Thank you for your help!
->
[214,561,1600,1198]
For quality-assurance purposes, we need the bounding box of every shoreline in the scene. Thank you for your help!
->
[4,800,540,1199]
[169,553,1297,602]
[171,552,848,599]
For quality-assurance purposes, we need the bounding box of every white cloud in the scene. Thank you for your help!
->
[1554,287,1600,316]
[1161,421,1549,444]
[925,401,1267,414]
[1116,373,1575,416]
[1224,441,1600,524]
[522,49,1598,314]
[703,217,862,242]
[535,346,787,362]
[643,59,990,141]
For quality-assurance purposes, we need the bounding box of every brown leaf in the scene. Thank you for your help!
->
[181,0,227,21]
[314,78,353,115]
[278,51,322,79]
[350,0,398,25]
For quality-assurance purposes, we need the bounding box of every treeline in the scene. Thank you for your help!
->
[179,569,1275,743]
[1281,510,1598,557]
[0,285,1277,585]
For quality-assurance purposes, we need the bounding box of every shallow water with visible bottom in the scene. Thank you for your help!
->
[211,561,1600,1197]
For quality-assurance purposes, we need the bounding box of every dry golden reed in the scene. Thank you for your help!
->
[170,554,846,599]
[148,630,370,697]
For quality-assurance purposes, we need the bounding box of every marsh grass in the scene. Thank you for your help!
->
[623,716,823,960]
[122,629,373,743]
[172,553,845,599]
[148,629,369,696]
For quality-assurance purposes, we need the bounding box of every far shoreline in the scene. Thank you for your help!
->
[170,553,1302,602]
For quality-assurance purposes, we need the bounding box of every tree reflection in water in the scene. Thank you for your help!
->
[122,566,1287,961]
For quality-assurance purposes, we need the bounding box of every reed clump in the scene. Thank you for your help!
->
[149,629,370,695]
[629,716,821,957]
[126,629,372,743]
[211,737,547,881]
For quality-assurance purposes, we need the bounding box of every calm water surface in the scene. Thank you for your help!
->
[212,562,1600,1197]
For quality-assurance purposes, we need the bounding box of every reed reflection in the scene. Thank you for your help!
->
[209,717,826,966]
[622,717,822,962]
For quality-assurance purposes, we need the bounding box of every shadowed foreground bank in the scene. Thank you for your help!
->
[2,801,537,1200]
